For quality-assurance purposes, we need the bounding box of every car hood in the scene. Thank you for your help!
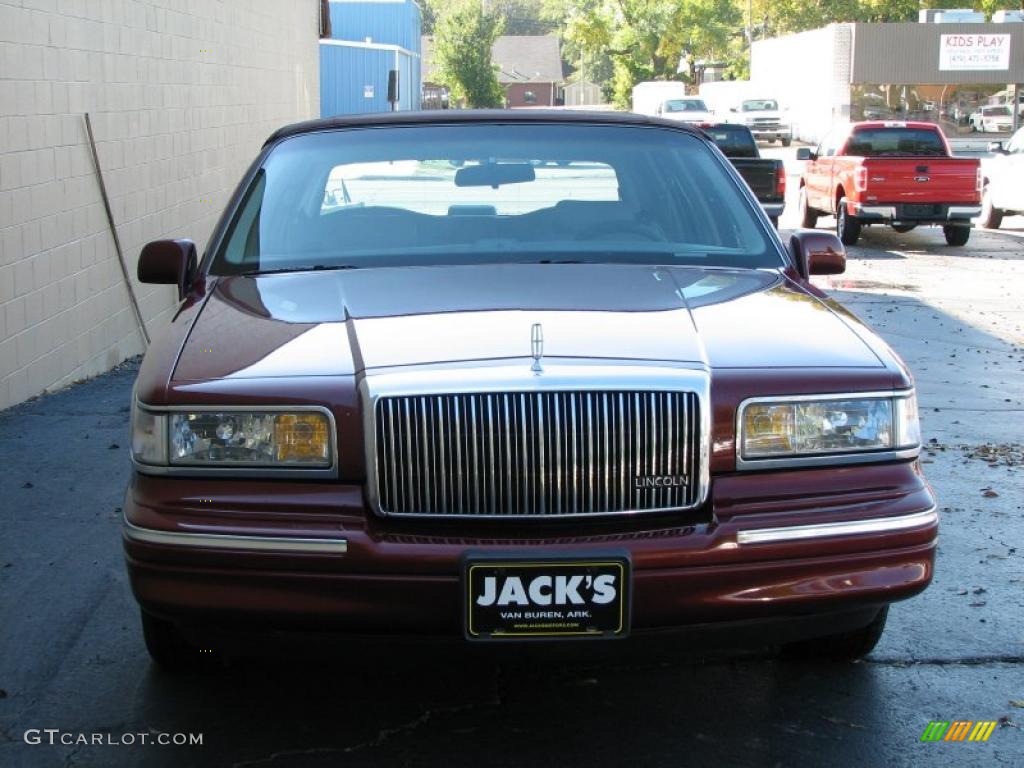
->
[171,264,885,381]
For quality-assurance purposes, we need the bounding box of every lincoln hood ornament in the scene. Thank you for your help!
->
[530,323,544,373]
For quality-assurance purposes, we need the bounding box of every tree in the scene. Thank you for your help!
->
[551,0,740,108]
[424,0,556,35]
[433,0,507,108]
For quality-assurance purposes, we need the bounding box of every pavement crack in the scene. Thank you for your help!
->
[867,655,1024,667]
[231,666,505,766]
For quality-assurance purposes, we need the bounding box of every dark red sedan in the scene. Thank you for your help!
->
[124,111,936,671]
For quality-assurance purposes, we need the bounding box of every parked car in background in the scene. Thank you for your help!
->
[732,99,792,146]
[632,82,715,124]
[969,105,1013,133]
[796,121,981,246]
[125,110,935,672]
[978,127,1024,229]
[705,123,786,225]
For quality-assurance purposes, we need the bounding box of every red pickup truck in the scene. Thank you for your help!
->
[796,122,981,246]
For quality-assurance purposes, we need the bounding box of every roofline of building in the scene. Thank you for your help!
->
[320,37,419,58]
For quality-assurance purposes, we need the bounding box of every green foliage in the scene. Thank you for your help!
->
[433,0,507,108]
[424,0,557,35]
[551,0,740,108]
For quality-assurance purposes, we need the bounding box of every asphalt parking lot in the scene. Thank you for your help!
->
[1,151,1022,767]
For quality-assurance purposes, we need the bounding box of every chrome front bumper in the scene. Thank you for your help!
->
[849,202,981,222]
[124,506,937,552]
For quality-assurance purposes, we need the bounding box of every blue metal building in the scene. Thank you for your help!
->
[320,0,422,116]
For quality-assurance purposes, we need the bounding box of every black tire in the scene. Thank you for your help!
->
[782,137,792,147]
[141,611,215,673]
[836,197,861,246]
[891,224,917,233]
[943,225,970,246]
[769,215,779,228]
[977,185,1003,230]
[798,187,818,228]
[781,607,889,661]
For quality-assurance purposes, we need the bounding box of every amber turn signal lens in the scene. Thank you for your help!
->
[274,413,331,463]
[742,403,795,457]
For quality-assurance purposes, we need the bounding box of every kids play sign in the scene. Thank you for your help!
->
[939,34,1012,71]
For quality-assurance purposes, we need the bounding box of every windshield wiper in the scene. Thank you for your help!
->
[244,264,361,276]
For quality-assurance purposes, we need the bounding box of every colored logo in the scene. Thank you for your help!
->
[921,720,997,742]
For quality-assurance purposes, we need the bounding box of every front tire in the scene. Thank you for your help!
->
[781,607,889,661]
[141,611,216,673]
[836,197,861,246]
[978,185,1003,229]
[798,187,818,228]
[782,137,791,147]
[943,225,970,246]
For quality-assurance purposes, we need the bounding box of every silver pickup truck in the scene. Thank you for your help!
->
[732,99,792,146]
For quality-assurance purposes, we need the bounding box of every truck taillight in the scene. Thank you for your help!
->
[776,165,786,197]
[855,167,868,192]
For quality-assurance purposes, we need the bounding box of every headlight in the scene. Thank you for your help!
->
[740,392,920,461]
[130,403,333,469]
[170,411,331,466]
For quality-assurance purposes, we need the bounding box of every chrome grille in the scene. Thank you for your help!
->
[373,391,700,517]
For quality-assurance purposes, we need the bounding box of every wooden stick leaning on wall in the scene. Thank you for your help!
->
[83,112,150,347]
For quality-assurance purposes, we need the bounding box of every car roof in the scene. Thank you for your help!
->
[264,109,706,147]
[852,121,943,131]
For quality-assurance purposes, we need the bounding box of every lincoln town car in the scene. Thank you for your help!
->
[124,111,937,671]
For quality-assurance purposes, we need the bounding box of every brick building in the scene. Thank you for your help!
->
[0,1,321,409]
[421,34,564,108]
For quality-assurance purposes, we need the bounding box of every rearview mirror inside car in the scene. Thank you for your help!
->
[454,162,536,188]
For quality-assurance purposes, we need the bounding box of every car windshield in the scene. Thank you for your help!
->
[741,100,778,111]
[844,128,947,157]
[982,106,1011,116]
[706,126,757,158]
[663,100,708,113]
[212,123,779,275]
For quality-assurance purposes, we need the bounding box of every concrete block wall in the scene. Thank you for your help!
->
[752,24,852,145]
[0,0,320,409]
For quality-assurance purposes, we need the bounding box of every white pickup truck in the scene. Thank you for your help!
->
[732,99,792,146]
[631,82,715,125]
[978,127,1024,229]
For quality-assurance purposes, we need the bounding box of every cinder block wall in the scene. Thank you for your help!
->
[0,0,320,409]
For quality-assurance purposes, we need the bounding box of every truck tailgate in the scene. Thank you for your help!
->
[729,158,783,204]
[859,157,979,204]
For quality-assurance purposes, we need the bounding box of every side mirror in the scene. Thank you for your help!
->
[987,141,1006,154]
[795,147,815,161]
[729,107,737,112]
[138,239,197,301]
[789,231,846,278]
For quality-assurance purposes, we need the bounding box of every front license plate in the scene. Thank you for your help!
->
[465,556,630,640]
